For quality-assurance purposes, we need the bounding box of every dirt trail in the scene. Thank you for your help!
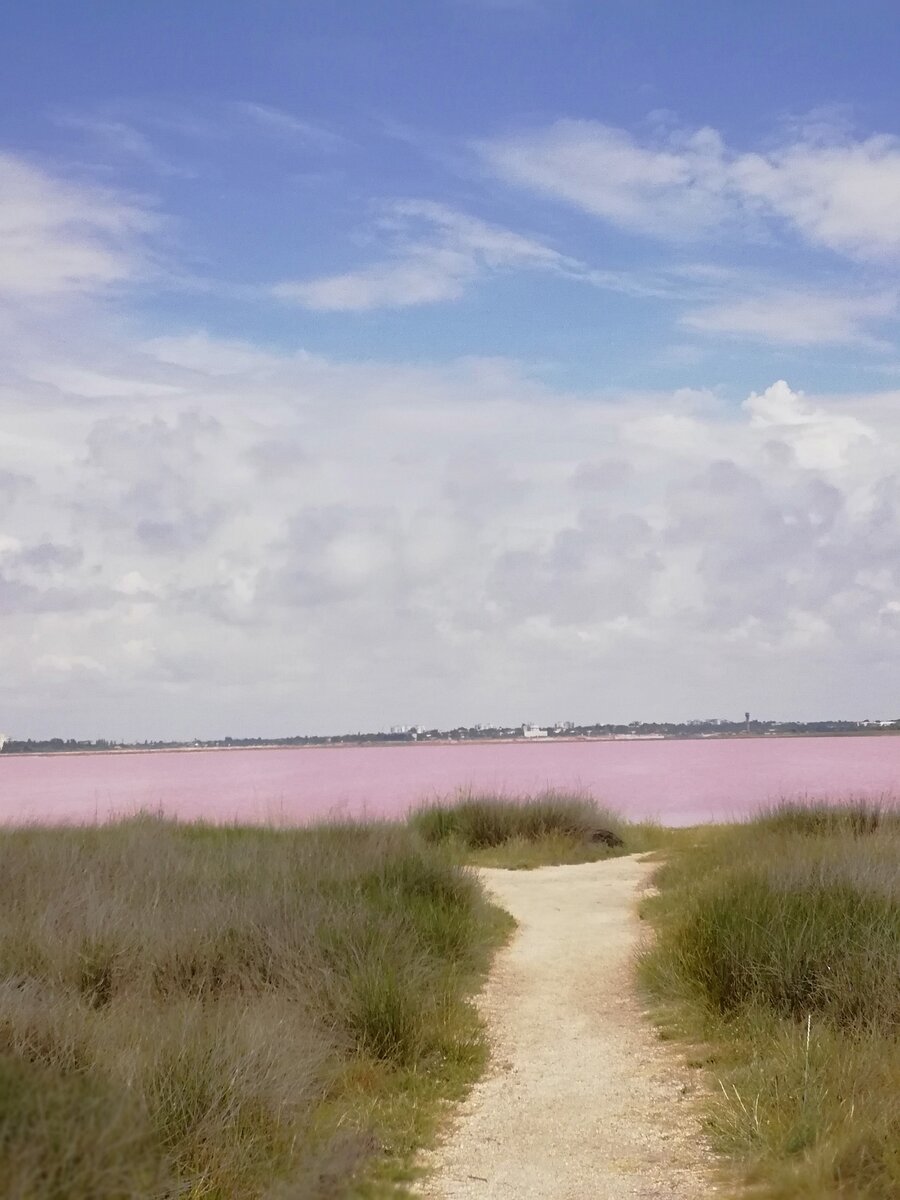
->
[421,856,715,1199]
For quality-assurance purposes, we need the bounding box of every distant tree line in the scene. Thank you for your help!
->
[1,717,897,754]
[1,738,118,754]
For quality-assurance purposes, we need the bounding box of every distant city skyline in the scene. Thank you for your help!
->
[2,3,900,737]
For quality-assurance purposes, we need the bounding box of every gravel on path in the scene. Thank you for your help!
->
[420,855,717,1199]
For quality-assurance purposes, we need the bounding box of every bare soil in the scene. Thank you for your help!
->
[420,855,716,1198]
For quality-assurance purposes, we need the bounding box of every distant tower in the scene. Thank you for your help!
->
[745,711,751,733]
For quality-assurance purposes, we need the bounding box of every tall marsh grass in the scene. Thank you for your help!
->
[0,817,507,1199]
[641,799,900,1198]
[410,791,667,867]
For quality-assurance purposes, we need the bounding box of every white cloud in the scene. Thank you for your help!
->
[743,380,875,470]
[53,113,194,177]
[273,200,576,310]
[734,135,900,259]
[4,130,900,734]
[275,250,471,310]
[143,331,283,375]
[36,654,106,676]
[480,118,900,260]
[479,120,732,239]
[231,103,346,150]
[0,151,158,303]
[4,319,900,734]
[27,364,186,399]
[683,288,897,348]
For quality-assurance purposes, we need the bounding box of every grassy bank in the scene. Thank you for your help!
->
[410,791,669,867]
[0,816,511,1199]
[0,792,664,1196]
[640,801,900,1199]
[14,793,893,1198]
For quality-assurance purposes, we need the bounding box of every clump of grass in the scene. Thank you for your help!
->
[641,798,900,1199]
[0,816,509,1198]
[409,791,668,867]
[411,791,603,847]
[752,797,899,838]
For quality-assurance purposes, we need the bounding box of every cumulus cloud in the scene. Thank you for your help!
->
[82,410,229,553]
[4,318,900,736]
[0,470,34,507]
[742,380,876,470]
[479,118,900,260]
[4,137,900,735]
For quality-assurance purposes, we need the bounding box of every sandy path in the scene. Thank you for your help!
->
[421,856,715,1199]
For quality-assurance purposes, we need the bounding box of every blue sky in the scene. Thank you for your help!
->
[6,1,900,389]
[2,3,900,735]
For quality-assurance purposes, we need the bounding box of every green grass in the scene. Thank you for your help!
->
[640,800,900,1199]
[10,793,895,1199]
[0,816,511,1199]
[409,791,671,867]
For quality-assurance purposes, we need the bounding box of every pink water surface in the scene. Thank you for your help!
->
[1,737,899,827]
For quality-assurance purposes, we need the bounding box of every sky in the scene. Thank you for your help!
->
[2,1,900,738]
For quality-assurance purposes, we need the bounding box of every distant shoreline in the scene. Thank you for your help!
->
[3,729,899,760]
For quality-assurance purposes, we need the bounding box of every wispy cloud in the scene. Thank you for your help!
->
[232,102,347,151]
[479,120,733,240]
[268,189,897,352]
[272,200,576,311]
[733,134,900,260]
[683,288,898,349]
[479,117,900,261]
[0,151,159,303]
[56,99,349,163]
[53,113,196,177]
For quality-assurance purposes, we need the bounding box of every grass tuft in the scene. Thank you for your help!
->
[752,797,899,838]
[409,790,669,867]
[0,816,509,1198]
[641,798,900,1199]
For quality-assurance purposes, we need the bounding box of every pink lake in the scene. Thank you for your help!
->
[1,737,898,827]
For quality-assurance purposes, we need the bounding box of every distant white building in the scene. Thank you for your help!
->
[522,723,548,739]
[0,734,7,749]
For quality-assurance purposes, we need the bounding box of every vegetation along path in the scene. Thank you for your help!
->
[421,855,715,1199]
